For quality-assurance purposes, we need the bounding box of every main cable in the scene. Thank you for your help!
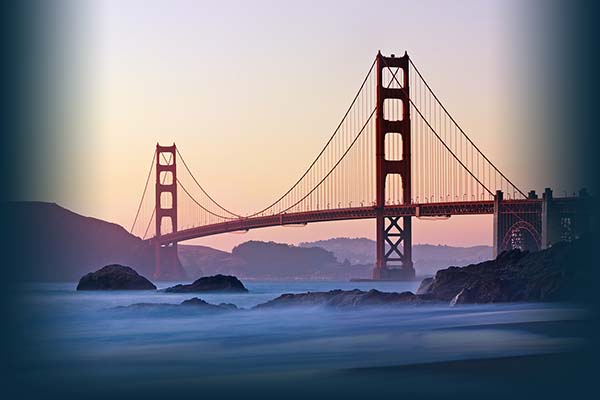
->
[130,151,156,234]
[176,147,242,218]
[381,57,493,197]
[408,57,526,198]
[246,57,378,217]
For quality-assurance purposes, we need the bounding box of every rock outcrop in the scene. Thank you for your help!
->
[165,274,248,293]
[253,289,420,310]
[419,236,592,304]
[113,297,238,313]
[77,264,156,290]
[181,297,239,310]
[416,277,434,295]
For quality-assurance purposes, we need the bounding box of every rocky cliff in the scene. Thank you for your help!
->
[418,236,593,304]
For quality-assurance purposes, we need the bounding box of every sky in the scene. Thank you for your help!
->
[26,0,579,251]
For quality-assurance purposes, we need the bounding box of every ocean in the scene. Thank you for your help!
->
[9,280,591,399]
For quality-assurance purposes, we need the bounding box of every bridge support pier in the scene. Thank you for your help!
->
[154,242,181,280]
[373,214,414,280]
[492,190,504,258]
[542,187,592,249]
[372,51,415,280]
[541,188,560,249]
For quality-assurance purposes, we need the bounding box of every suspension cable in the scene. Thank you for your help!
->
[142,153,172,239]
[176,147,242,218]
[281,108,376,213]
[408,57,526,198]
[176,178,237,220]
[246,56,378,217]
[381,57,493,196]
[139,55,519,236]
[130,151,156,233]
[143,209,155,240]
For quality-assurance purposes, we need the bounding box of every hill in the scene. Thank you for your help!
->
[2,201,186,281]
[299,237,492,276]
[2,201,493,281]
[179,241,370,280]
[178,244,236,278]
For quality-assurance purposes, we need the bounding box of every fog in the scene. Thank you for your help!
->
[15,281,587,398]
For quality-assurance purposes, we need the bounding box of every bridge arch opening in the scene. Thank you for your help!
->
[385,174,405,205]
[383,98,404,121]
[159,170,173,185]
[159,155,174,166]
[160,192,173,209]
[384,132,403,161]
[501,221,541,253]
[159,216,174,235]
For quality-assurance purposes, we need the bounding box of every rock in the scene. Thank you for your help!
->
[77,264,156,290]
[181,297,238,310]
[165,274,248,293]
[113,297,238,313]
[417,236,592,304]
[253,289,421,310]
[416,277,434,295]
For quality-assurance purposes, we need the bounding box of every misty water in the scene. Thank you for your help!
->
[15,280,589,397]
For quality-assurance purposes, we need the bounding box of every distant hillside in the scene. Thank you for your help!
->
[179,241,370,280]
[232,241,340,278]
[3,201,491,282]
[179,238,493,280]
[2,201,186,281]
[299,238,375,264]
[300,237,492,276]
[178,244,237,278]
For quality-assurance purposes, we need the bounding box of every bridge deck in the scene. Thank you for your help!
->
[149,199,546,245]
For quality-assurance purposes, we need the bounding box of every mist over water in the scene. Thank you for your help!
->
[15,280,588,398]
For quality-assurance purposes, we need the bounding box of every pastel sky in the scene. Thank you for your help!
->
[30,0,579,251]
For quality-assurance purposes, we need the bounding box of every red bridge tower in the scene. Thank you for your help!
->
[373,51,415,280]
[154,143,183,279]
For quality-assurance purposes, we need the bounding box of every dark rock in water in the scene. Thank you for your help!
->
[113,297,238,313]
[253,289,420,310]
[419,236,592,304]
[181,297,238,310]
[77,264,156,290]
[165,274,248,293]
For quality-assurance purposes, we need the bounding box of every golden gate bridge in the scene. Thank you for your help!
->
[129,52,591,280]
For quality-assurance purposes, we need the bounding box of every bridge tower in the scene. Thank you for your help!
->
[154,143,182,279]
[372,51,415,280]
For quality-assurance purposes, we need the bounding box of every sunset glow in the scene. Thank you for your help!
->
[26,0,576,250]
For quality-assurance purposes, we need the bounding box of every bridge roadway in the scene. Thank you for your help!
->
[149,199,544,245]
